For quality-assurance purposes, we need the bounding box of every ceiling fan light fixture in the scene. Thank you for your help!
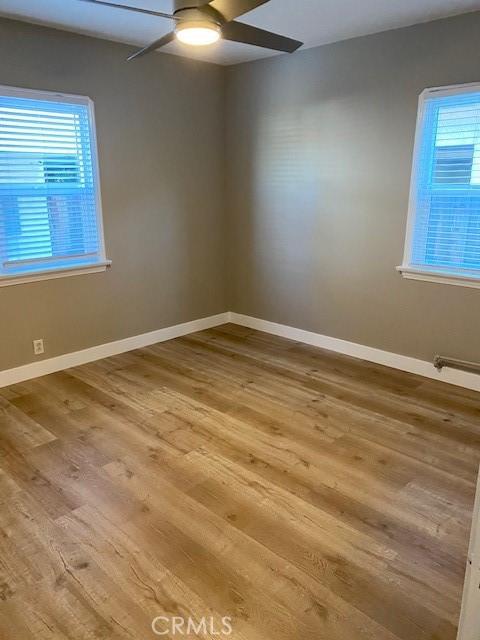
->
[175,21,221,46]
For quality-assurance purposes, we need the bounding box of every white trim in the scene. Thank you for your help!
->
[396,265,480,289]
[0,83,110,284]
[400,81,480,283]
[0,312,229,388]
[2,309,479,392]
[457,465,480,640]
[0,83,96,105]
[424,80,480,99]
[85,92,108,266]
[401,82,428,268]
[229,312,480,393]
[0,260,112,287]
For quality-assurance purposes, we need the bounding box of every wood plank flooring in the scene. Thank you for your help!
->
[0,323,479,639]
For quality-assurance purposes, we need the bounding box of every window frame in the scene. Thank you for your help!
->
[0,84,110,287]
[398,81,480,289]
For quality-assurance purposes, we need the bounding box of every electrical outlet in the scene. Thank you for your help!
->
[33,339,44,355]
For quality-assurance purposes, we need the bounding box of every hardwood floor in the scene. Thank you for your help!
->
[0,323,478,639]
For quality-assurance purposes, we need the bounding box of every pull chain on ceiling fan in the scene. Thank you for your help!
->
[78,0,303,60]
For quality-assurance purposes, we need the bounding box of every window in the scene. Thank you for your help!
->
[0,85,110,286]
[398,83,480,288]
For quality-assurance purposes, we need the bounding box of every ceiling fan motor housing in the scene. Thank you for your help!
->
[173,2,223,25]
[173,0,198,9]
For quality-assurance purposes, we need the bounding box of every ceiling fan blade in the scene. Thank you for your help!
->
[77,0,179,21]
[207,0,269,23]
[222,21,303,53]
[127,31,175,61]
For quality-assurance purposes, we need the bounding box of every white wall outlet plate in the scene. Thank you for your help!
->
[33,339,45,355]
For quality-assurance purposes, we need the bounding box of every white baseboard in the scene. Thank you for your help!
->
[0,312,229,389]
[229,312,480,393]
[1,310,479,393]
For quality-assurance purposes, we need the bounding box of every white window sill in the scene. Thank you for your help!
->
[0,261,112,287]
[396,265,480,289]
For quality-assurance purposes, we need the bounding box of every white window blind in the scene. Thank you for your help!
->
[399,83,480,287]
[0,86,108,285]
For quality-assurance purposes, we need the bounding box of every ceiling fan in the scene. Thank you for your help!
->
[78,0,303,61]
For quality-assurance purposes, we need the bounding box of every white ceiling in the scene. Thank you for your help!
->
[0,0,480,65]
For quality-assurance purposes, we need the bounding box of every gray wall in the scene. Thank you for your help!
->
[226,12,480,362]
[0,18,227,370]
[2,12,480,372]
